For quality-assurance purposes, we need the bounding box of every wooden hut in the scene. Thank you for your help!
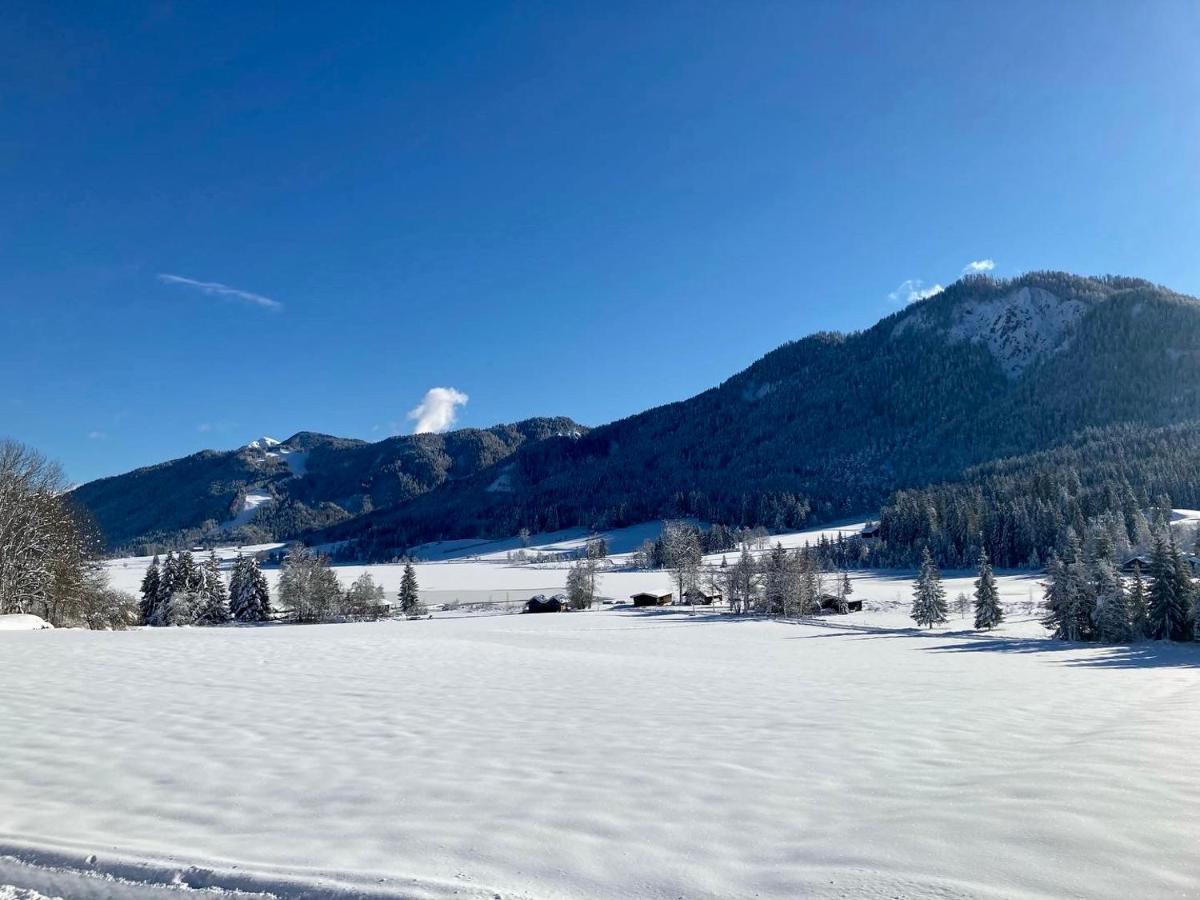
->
[525,595,564,613]
[817,592,863,614]
[630,592,673,607]
[683,589,722,605]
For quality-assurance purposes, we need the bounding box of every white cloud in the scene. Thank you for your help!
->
[157,273,283,311]
[407,387,469,434]
[888,279,944,305]
[87,430,107,440]
[962,259,996,274]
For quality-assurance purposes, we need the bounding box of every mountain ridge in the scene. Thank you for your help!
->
[73,271,1200,559]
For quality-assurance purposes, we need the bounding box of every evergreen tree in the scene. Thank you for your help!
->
[1148,533,1190,640]
[139,555,161,626]
[155,549,179,624]
[1091,559,1132,643]
[1127,565,1149,638]
[399,563,423,617]
[972,549,1003,630]
[910,548,947,628]
[194,552,230,625]
[229,555,272,622]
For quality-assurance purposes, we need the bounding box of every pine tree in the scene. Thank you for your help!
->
[139,555,161,626]
[154,549,179,624]
[1148,532,1190,640]
[195,552,230,625]
[229,555,272,622]
[1091,559,1132,643]
[972,549,1003,630]
[398,563,423,617]
[910,548,947,628]
[1127,565,1149,638]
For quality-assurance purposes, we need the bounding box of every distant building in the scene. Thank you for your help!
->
[817,592,863,614]
[1121,555,1153,573]
[683,589,721,605]
[631,592,673,607]
[860,522,881,539]
[525,595,564,613]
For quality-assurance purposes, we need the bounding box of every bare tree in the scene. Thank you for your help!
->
[661,520,702,604]
[0,440,106,625]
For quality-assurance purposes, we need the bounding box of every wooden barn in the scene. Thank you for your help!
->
[1121,555,1153,573]
[631,592,673,607]
[683,589,722,605]
[525,595,564,613]
[817,592,863,614]
[860,522,881,539]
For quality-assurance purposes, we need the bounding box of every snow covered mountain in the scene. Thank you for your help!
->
[310,272,1200,556]
[72,418,584,551]
[75,272,1200,557]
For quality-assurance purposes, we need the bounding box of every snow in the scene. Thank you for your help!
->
[897,285,1088,377]
[5,558,1200,898]
[242,437,280,452]
[71,517,1200,894]
[224,491,272,529]
[0,614,52,631]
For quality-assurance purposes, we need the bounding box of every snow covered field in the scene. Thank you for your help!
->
[4,576,1200,899]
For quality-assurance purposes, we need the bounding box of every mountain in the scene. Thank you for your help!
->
[76,271,1200,561]
[309,272,1200,557]
[72,418,585,552]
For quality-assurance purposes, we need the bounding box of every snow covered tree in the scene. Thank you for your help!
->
[565,558,595,609]
[139,555,161,626]
[229,554,272,622]
[761,543,804,616]
[1127,564,1149,638]
[954,591,969,619]
[661,520,702,604]
[194,552,230,625]
[972,549,1003,630]
[1042,536,1095,641]
[910,548,947,628]
[1091,559,1132,643]
[1148,533,1191,641]
[344,571,386,620]
[398,563,423,617]
[723,546,757,614]
[279,547,342,623]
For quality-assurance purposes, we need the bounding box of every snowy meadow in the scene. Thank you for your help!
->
[3,532,1200,898]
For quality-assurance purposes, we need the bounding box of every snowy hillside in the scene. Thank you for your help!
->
[894,283,1094,377]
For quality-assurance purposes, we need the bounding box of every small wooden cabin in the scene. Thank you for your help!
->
[683,589,722,605]
[817,592,863,614]
[860,522,881,539]
[525,595,564,613]
[1121,555,1153,573]
[631,592,673,607]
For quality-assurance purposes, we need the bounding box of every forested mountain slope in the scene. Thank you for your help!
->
[73,418,583,552]
[316,272,1200,557]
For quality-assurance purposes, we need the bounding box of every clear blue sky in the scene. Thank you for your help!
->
[4,1,1199,483]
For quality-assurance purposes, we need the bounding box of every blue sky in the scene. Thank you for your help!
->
[4,1,1199,483]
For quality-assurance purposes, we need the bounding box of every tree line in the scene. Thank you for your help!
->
[138,547,425,627]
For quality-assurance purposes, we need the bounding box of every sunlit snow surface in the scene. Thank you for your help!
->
[4,564,1200,898]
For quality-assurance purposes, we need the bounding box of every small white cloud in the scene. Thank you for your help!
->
[87,430,107,440]
[962,259,996,274]
[407,387,469,434]
[888,279,944,305]
[157,273,283,311]
[197,423,212,433]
